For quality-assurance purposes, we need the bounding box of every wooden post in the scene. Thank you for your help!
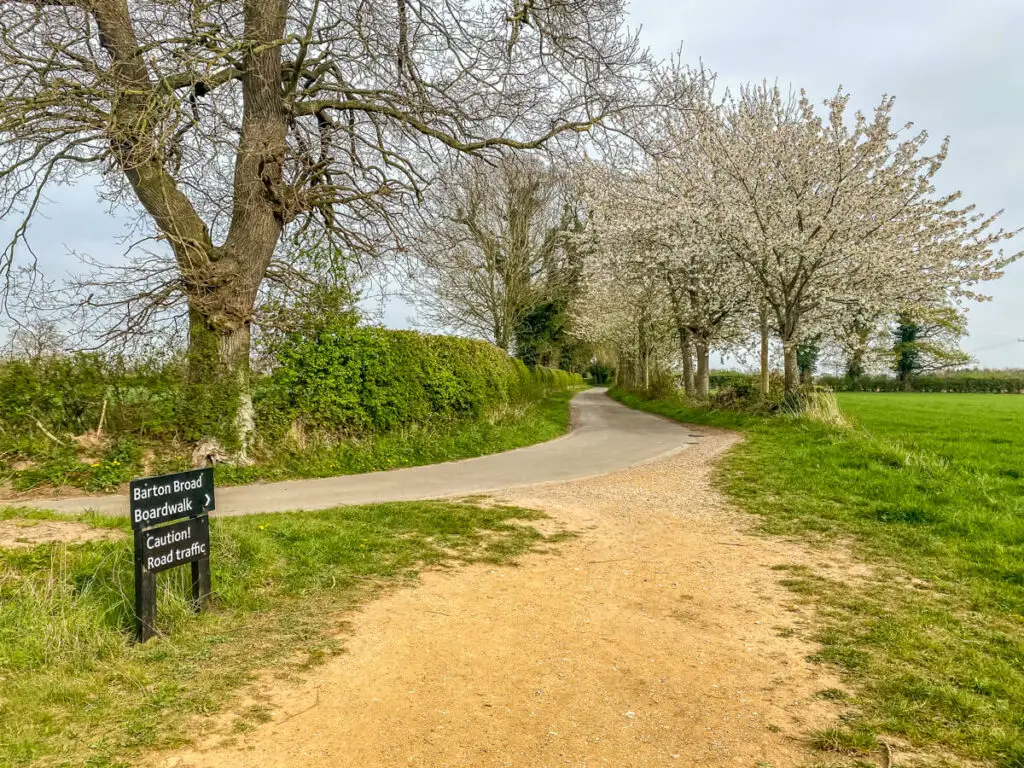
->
[134,529,157,643]
[191,556,211,612]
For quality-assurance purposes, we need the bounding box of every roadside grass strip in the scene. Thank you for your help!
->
[4,388,580,494]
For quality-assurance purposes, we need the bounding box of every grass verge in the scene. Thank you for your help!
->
[0,501,565,767]
[3,388,581,494]
[611,388,1024,767]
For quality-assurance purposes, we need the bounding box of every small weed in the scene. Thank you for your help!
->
[811,726,878,754]
[816,688,849,701]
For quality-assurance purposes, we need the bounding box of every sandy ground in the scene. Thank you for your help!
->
[162,428,849,768]
[0,518,123,549]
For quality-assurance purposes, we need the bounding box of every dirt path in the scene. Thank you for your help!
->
[163,428,845,768]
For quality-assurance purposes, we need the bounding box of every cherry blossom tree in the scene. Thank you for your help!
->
[687,84,1020,396]
[571,228,675,391]
[578,160,750,398]
[831,304,889,381]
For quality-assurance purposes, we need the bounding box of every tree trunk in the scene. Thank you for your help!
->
[94,1,287,456]
[184,306,255,458]
[495,326,510,351]
[846,347,864,381]
[782,340,800,396]
[695,338,710,400]
[637,313,650,393]
[759,306,770,396]
[679,327,695,398]
[181,2,287,456]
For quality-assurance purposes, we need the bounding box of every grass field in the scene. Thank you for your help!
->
[0,502,564,767]
[612,389,1024,767]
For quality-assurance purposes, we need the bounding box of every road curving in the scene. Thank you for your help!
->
[30,388,693,518]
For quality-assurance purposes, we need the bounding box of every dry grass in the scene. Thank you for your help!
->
[800,389,850,428]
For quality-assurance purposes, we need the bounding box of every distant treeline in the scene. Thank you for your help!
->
[818,371,1024,393]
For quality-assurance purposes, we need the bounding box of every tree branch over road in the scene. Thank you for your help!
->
[0,0,668,450]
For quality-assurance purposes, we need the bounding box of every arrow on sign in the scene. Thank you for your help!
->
[205,494,211,508]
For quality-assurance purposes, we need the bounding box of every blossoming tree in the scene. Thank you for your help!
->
[579,160,751,398]
[685,84,1019,396]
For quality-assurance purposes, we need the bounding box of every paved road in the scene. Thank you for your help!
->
[33,389,692,517]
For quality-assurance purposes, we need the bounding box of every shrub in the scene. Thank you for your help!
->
[259,322,582,438]
[586,361,615,385]
[708,371,757,391]
[702,372,787,413]
[0,353,182,442]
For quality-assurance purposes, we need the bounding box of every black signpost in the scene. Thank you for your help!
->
[130,468,215,642]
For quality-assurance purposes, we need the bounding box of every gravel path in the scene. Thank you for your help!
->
[28,388,691,518]
[163,427,844,768]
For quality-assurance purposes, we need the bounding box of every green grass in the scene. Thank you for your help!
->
[611,388,1024,767]
[0,500,563,767]
[3,388,580,493]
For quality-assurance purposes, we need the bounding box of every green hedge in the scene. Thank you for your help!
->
[0,353,181,440]
[259,324,582,436]
[709,371,759,391]
[708,370,1024,394]
[0,329,584,447]
[819,373,1024,393]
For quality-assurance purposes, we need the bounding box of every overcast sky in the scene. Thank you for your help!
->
[5,0,1023,366]
[631,0,1024,367]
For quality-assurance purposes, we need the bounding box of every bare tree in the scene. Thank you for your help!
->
[3,318,67,360]
[0,0,655,447]
[404,155,580,351]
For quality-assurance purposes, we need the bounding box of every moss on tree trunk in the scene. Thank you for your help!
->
[182,307,253,456]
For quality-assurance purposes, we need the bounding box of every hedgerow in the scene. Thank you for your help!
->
[0,325,583,491]
[0,353,181,441]
[259,322,581,437]
[707,370,1024,395]
[819,372,1024,393]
